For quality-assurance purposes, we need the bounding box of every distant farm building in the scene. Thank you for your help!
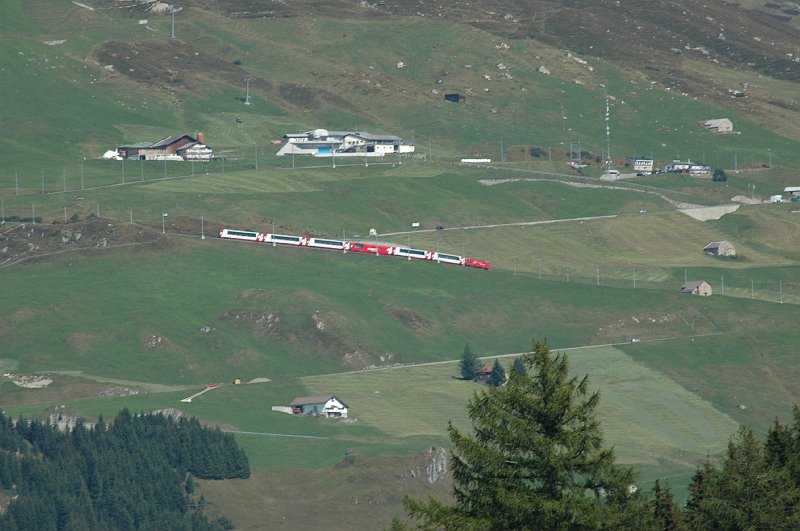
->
[665,160,711,176]
[275,129,414,158]
[116,133,212,161]
[704,241,736,257]
[444,93,466,103]
[625,157,654,173]
[783,186,800,196]
[474,365,493,383]
[288,395,349,418]
[703,118,733,133]
[681,280,712,296]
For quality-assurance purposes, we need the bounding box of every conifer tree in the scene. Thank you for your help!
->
[403,340,653,529]
[765,405,800,486]
[486,359,505,388]
[652,479,682,530]
[511,356,527,376]
[459,344,480,381]
[685,426,800,530]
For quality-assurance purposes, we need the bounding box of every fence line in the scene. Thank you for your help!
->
[2,210,795,305]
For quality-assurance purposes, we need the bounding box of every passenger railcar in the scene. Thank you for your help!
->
[387,247,432,260]
[219,228,267,242]
[219,228,490,270]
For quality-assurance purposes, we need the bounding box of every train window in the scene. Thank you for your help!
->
[314,239,342,246]
[406,249,426,256]
[353,243,364,249]
[228,230,256,237]
[273,235,300,242]
[438,254,460,261]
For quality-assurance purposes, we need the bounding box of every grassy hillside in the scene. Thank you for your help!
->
[2,0,800,173]
[2,0,800,528]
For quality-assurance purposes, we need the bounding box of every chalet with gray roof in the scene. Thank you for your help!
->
[681,280,712,296]
[117,132,212,161]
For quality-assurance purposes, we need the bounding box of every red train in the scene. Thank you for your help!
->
[218,228,491,270]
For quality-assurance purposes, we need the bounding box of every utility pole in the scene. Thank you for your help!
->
[244,75,254,105]
[171,7,176,39]
[605,97,612,175]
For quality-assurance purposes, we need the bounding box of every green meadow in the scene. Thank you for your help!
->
[2,0,800,526]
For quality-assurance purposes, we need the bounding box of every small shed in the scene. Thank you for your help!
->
[682,280,712,296]
[783,186,800,196]
[704,118,733,133]
[444,93,466,103]
[704,241,736,257]
[289,395,349,418]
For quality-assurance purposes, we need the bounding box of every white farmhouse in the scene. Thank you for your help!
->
[665,160,711,176]
[275,129,414,158]
[625,157,654,173]
[289,395,349,418]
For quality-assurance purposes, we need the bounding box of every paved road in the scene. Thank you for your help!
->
[222,430,329,440]
[379,214,618,237]
[305,333,725,379]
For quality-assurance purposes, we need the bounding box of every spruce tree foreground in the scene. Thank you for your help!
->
[395,340,800,530]
[398,340,654,530]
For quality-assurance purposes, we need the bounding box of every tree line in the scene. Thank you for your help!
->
[0,409,248,530]
[396,340,800,530]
